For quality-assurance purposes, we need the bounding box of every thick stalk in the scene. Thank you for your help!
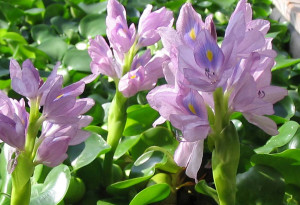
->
[103,88,127,186]
[210,88,240,205]
[11,152,34,205]
[11,98,41,205]
[212,122,240,205]
[103,43,137,186]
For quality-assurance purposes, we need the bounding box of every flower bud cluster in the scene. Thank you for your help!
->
[0,59,94,170]
[86,0,174,97]
[147,0,288,180]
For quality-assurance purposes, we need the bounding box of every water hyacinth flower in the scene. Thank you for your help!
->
[88,35,121,80]
[42,76,94,124]
[34,116,92,167]
[0,91,28,149]
[10,59,42,99]
[174,140,204,180]
[106,0,136,55]
[87,0,173,86]
[147,86,210,142]
[118,50,169,97]
[147,0,287,187]
[137,5,173,47]
[5,58,95,205]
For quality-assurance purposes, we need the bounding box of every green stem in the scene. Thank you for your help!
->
[210,88,240,205]
[211,122,240,205]
[11,97,42,205]
[102,43,138,186]
[103,86,128,186]
[24,98,42,156]
[11,152,34,205]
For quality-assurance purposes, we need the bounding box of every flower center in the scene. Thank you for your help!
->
[189,28,196,40]
[188,103,197,115]
[206,50,213,62]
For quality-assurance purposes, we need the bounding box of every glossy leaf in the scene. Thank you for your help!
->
[68,132,110,171]
[30,165,71,205]
[37,37,68,60]
[129,183,171,205]
[114,135,141,160]
[62,48,91,72]
[123,104,159,136]
[272,55,300,71]
[236,165,285,205]
[252,149,300,187]
[79,14,106,38]
[255,121,299,154]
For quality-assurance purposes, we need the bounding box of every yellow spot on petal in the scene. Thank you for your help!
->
[206,50,213,62]
[130,75,136,79]
[188,103,197,115]
[56,94,64,99]
[189,28,196,41]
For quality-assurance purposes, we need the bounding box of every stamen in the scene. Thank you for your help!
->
[188,103,197,115]
[258,90,265,98]
[206,50,213,62]
[205,68,210,78]
[189,28,196,41]
[56,94,64,100]
[130,75,136,79]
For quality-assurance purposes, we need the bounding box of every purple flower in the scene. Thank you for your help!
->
[35,116,92,167]
[226,53,287,135]
[119,50,169,97]
[106,0,136,55]
[10,59,42,99]
[147,85,210,142]
[178,30,225,92]
[174,140,204,181]
[176,3,204,47]
[42,77,95,124]
[0,91,28,149]
[35,135,70,167]
[88,35,121,80]
[137,5,173,47]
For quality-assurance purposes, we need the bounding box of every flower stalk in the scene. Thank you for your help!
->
[210,88,240,205]
[103,84,128,185]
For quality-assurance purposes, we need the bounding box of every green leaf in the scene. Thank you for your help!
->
[272,55,300,71]
[50,16,78,37]
[107,175,153,194]
[123,104,159,136]
[272,96,295,123]
[68,132,110,171]
[62,48,91,72]
[236,165,285,205]
[0,1,24,23]
[37,37,68,61]
[141,127,178,155]
[195,180,219,204]
[44,4,65,20]
[251,149,300,187]
[30,165,71,205]
[2,32,27,44]
[114,135,141,160]
[107,150,169,194]
[211,0,236,8]
[31,24,56,44]
[129,184,170,205]
[78,2,107,14]
[255,121,299,154]
[79,13,106,38]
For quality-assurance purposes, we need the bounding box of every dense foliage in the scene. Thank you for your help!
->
[1,0,300,204]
